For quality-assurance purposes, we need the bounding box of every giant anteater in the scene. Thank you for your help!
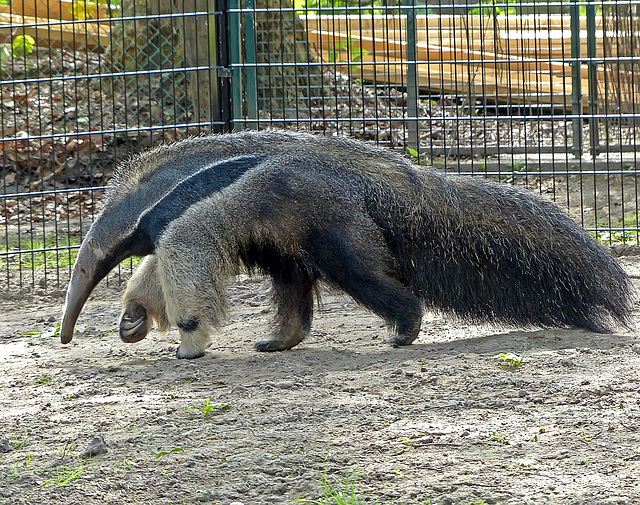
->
[60,130,633,358]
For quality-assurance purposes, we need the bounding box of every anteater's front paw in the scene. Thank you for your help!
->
[176,326,211,359]
[176,345,206,359]
[120,303,148,343]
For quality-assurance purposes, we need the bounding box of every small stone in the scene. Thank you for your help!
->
[513,458,537,467]
[0,438,12,453]
[632,344,640,355]
[440,495,455,505]
[195,491,213,502]
[80,434,108,459]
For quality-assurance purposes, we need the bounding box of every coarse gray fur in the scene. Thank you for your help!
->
[61,130,634,359]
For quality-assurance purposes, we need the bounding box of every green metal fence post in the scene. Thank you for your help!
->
[244,0,259,129]
[229,0,244,130]
[586,0,600,156]
[404,0,420,152]
[208,0,221,128]
[570,0,583,158]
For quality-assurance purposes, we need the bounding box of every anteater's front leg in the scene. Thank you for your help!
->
[120,256,170,343]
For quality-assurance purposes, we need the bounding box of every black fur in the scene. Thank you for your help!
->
[177,317,200,333]
[139,155,266,244]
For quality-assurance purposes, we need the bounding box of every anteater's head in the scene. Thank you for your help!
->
[60,215,153,344]
[59,147,268,346]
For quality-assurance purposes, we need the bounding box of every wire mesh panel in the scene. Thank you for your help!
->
[231,0,640,244]
[1,0,639,292]
[0,0,223,291]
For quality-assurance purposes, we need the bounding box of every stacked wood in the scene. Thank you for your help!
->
[0,0,111,51]
[304,14,611,111]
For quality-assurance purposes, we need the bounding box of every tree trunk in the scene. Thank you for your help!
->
[106,0,323,130]
[253,0,324,121]
[602,5,640,118]
[105,0,210,135]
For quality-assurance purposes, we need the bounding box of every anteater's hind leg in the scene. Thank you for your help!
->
[308,227,423,346]
[255,269,316,352]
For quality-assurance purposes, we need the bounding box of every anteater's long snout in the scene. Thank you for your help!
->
[60,239,112,344]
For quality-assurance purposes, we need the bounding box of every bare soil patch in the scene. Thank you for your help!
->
[1,257,640,505]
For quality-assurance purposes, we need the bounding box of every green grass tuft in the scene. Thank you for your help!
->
[295,473,403,505]
[0,235,80,271]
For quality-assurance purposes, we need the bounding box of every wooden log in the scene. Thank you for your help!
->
[0,11,110,50]
[304,16,607,59]
[308,29,602,79]
[8,0,111,21]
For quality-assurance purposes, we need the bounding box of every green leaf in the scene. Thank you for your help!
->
[20,323,61,338]
[42,322,62,338]
[155,447,184,458]
[12,35,36,58]
[185,398,230,414]
[495,351,525,367]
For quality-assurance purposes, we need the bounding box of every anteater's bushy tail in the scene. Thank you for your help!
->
[397,170,634,333]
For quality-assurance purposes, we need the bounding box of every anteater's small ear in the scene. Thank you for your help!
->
[86,237,100,253]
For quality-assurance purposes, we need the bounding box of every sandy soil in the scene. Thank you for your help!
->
[2,257,640,505]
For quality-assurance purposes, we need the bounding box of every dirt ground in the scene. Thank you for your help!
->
[2,256,640,505]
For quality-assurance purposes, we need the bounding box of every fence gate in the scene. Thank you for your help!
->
[0,0,639,291]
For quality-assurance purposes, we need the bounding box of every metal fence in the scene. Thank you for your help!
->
[1,0,639,292]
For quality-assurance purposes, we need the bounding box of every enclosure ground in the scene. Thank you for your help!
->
[2,257,640,505]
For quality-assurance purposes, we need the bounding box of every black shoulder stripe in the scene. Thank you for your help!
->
[138,155,266,244]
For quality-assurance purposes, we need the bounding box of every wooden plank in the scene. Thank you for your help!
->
[351,61,582,107]
[8,0,111,21]
[304,12,620,111]
[305,18,608,59]
[315,46,598,110]
[0,11,110,50]
[308,29,600,79]
[302,14,602,32]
